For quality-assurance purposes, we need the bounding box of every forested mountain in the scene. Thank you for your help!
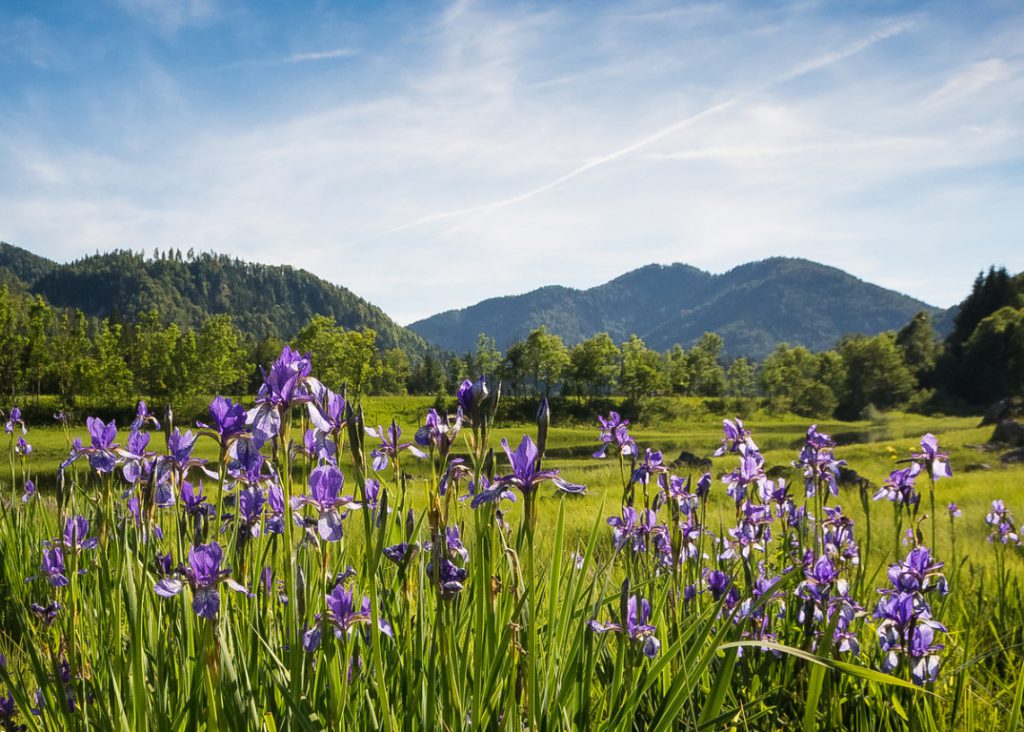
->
[410,258,947,357]
[0,243,429,354]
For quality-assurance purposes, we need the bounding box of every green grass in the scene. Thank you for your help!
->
[3,396,1024,729]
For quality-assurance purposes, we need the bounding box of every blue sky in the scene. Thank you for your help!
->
[2,0,1022,324]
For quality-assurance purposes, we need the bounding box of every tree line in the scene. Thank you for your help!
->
[0,265,1020,418]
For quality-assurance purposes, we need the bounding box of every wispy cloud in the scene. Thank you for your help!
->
[284,48,358,63]
[362,18,915,243]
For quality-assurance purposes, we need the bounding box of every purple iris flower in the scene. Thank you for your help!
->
[153,542,248,619]
[62,516,98,552]
[912,433,952,480]
[632,448,668,486]
[703,569,738,606]
[719,502,772,560]
[947,502,962,519]
[266,483,285,534]
[247,346,323,447]
[493,435,560,496]
[873,463,922,505]
[884,546,948,596]
[383,542,418,565]
[593,412,637,459]
[794,424,845,498]
[695,472,712,500]
[199,396,247,442]
[130,400,161,432]
[714,418,757,456]
[608,507,666,553]
[290,465,359,542]
[167,429,208,474]
[15,436,31,456]
[302,583,394,652]
[3,406,25,435]
[30,600,62,626]
[467,476,518,509]
[588,595,661,658]
[235,485,266,538]
[366,422,427,471]
[986,500,1019,544]
[22,478,36,503]
[722,446,766,504]
[456,377,488,420]
[414,408,462,455]
[874,592,946,685]
[821,505,860,567]
[440,458,472,497]
[119,429,152,483]
[0,693,18,729]
[66,417,119,473]
[181,481,216,518]
[307,388,346,435]
[40,547,69,587]
[426,557,469,597]
[302,428,337,464]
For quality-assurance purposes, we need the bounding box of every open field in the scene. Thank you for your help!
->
[3,387,1024,729]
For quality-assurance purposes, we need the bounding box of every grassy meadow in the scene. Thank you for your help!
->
[2,388,1024,730]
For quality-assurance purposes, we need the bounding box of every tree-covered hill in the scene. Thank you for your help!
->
[0,243,430,354]
[410,258,947,357]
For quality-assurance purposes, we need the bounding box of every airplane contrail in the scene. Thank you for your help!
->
[359,18,916,243]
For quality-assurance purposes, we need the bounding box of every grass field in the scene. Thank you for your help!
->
[3,391,1024,729]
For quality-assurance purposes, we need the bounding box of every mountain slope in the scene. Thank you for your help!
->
[0,243,431,354]
[410,258,944,357]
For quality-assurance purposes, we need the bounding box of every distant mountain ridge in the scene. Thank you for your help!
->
[409,258,948,357]
[0,242,431,354]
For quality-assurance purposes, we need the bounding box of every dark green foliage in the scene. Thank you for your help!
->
[835,333,917,418]
[947,267,1022,355]
[955,306,1024,405]
[1,243,429,355]
[410,258,944,358]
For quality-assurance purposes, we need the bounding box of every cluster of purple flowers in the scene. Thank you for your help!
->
[874,546,948,685]
[588,590,661,659]
[986,499,1019,545]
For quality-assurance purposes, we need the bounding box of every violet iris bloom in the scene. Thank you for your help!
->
[307,389,346,434]
[120,429,153,483]
[199,396,247,442]
[873,463,922,505]
[366,422,427,471]
[302,583,394,652]
[414,408,462,455]
[456,377,488,420]
[593,412,637,459]
[15,436,31,455]
[181,481,216,518]
[62,516,98,552]
[153,542,248,619]
[714,418,757,456]
[247,346,323,447]
[21,478,36,503]
[64,417,120,473]
[722,446,766,504]
[467,476,518,509]
[290,466,359,542]
[912,433,952,480]
[130,400,161,432]
[266,483,286,535]
[3,406,25,435]
[588,595,661,658]
[40,548,69,587]
[493,435,559,496]
[794,425,845,498]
